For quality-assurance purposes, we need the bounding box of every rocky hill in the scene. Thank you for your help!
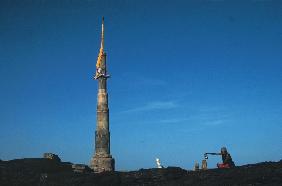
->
[0,158,281,186]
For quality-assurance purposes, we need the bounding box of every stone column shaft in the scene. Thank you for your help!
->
[90,52,115,172]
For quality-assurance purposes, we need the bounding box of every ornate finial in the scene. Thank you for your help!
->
[101,16,104,49]
[94,17,109,79]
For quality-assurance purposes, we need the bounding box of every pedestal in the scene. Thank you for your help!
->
[90,154,115,172]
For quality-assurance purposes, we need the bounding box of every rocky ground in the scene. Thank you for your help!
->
[0,158,281,186]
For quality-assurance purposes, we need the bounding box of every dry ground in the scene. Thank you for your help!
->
[0,158,281,186]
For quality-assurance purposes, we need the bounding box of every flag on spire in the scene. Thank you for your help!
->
[94,17,105,79]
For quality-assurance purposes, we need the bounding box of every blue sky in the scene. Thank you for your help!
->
[0,0,281,170]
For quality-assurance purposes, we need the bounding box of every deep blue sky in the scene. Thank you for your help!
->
[0,0,281,170]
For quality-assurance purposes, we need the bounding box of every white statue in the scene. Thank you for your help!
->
[156,158,164,168]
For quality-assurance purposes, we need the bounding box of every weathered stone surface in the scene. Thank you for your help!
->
[72,164,92,173]
[90,155,115,172]
[90,18,114,172]
[201,160,207,170]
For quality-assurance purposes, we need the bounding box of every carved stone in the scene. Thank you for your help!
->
[90,18,114,172]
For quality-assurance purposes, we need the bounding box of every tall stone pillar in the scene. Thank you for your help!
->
[90,17,115,172]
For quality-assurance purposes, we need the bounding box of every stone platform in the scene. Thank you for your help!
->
[90,154,115,172]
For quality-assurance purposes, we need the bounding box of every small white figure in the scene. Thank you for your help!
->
[156,158,164,168]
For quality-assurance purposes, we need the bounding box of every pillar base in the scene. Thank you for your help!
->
[90,154,115,173]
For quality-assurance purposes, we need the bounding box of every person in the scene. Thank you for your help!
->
[217,147,235,168]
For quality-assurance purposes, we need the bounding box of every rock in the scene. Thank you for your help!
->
[43,153,61,163]
[0,159,281,186]
[72,164,92,173]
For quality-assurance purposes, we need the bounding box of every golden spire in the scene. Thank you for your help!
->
[95,17,105,77]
